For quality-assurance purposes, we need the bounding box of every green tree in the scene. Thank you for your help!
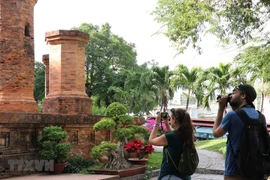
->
[233,44,270,111]
[34,61,45,104]
[123,64,159,115]
[201,63,239,109]
[140,66,174,112]
[93,102,148,170]
[152,0,270,53]
[116,66,154,115]
[170,64,204,110]
[72,23,137,107]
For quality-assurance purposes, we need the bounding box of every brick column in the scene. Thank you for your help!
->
[0,0,38,113]
[42,30,92,115]
[42,54,50,96]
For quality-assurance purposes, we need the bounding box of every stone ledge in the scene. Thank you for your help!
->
[45,30,89,39]
[45,30,89,44]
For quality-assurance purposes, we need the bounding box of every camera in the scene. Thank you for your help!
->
[161,112,168,119]
[217,93,232,103]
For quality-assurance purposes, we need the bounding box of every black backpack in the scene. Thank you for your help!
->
[229,109,270,179]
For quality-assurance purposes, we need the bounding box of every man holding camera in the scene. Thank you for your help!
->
[212,84,261,180]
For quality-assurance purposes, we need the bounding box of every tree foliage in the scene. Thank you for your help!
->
[140,66,174,112]
[34,61,45,103]
[38,126,72,163]
[152,0,270,53]
[72,23,137,107]
[170,64,204,110]
[233,43,270,111]
[92,102,148,170]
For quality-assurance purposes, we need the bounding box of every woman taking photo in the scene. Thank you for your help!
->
[149,108,195,180]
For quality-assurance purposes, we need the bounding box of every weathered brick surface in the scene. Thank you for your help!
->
[42,30,92,115]
[0,0,38,113]
[0,113,144,157]
[43,96,92,115]
[0,113,144,177]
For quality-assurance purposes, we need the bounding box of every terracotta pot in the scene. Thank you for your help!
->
[99,155,109,163]
[128,158,148,165]
[53,162,66,174]
[144,153,150,159]
[128,151,139,158]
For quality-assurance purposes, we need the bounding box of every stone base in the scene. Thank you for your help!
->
[0,100,38,113]
[42,96,92,115]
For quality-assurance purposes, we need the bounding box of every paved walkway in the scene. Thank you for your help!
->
[196,149,224,174]
[149,149,225,180]
[3,149,225,180]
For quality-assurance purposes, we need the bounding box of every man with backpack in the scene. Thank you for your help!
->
[213,84,269,180]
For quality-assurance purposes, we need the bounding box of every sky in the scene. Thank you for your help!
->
[33,1,270,119]
[34,0,239,70]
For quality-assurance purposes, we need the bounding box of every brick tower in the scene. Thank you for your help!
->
[0,0,38,112]
[42,30,92,115]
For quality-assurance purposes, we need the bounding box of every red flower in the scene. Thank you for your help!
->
[143,144,155,154]
[124,139,143,152]
[124,139,155,154]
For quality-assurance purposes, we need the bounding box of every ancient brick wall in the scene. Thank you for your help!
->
[0,113,145,178]
[0,0,38,113]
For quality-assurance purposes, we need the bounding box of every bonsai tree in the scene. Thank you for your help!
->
[92,102,148,169]
[39,126,72,164]
[91,141,117,164]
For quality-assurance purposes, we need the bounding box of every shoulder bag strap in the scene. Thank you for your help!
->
[257,110,266,125]
[165,147,178,170]
[228,109,249,159]
[235,108,250,125]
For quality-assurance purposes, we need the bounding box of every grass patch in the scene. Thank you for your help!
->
[195,138,227,156]
[147,152,162,171]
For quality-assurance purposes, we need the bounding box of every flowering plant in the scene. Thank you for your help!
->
[124,139,155,154]
[143,143,155,154]
[142,117,167,133]
[124,139,143,152]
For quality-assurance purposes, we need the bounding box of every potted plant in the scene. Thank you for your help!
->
[38,126,72,174]
[123,138,144,158]
[141,143,155,159]
[91,102,149,177]
[124,138,155,165]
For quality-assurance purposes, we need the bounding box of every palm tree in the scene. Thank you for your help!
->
[124,65,158,115]
[170,64,204,110]
[233,44,270,112]
[201,63,236,109]
[140,66,174,112]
